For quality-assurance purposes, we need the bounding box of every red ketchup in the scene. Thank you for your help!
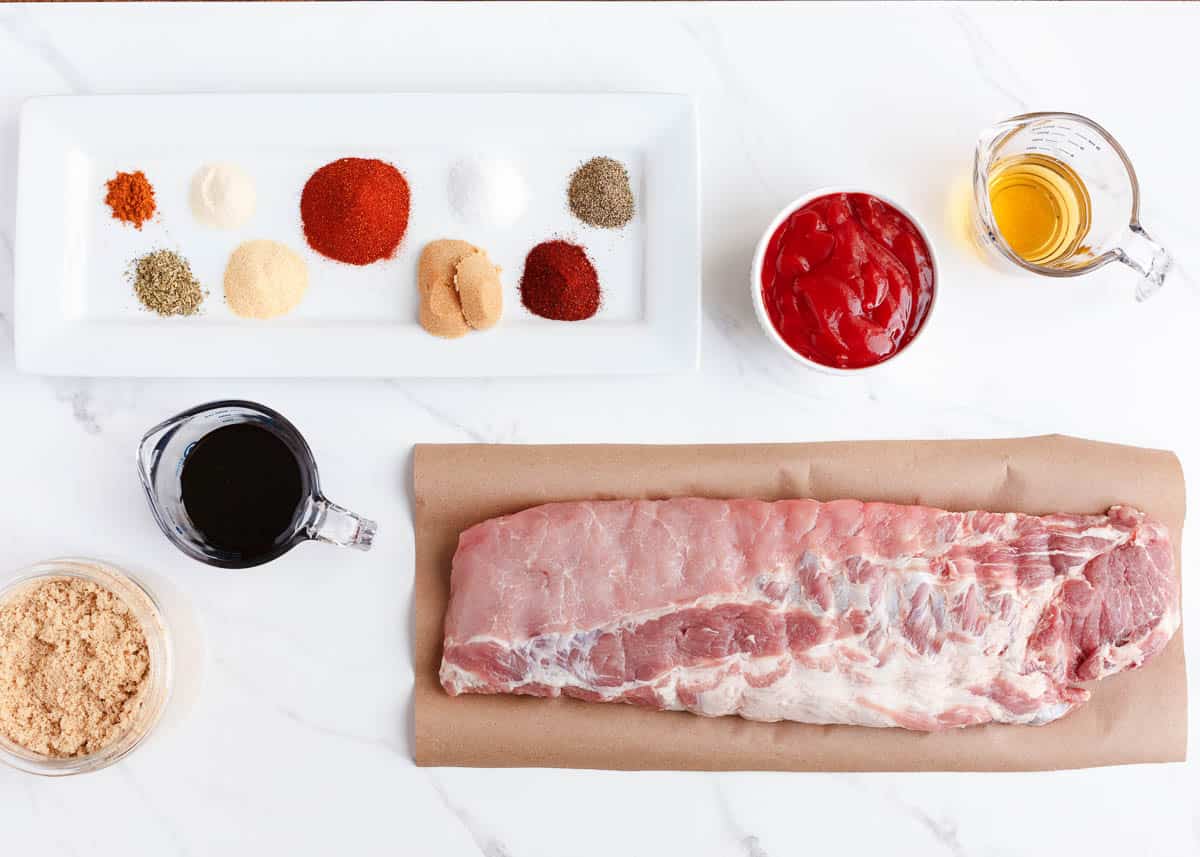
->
[760,193,935,369]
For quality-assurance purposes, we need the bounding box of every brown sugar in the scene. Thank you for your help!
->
[454,250,503,331]
[418,239,476,339]
[0,576,150,758]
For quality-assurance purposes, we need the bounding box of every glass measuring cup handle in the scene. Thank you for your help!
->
[304,497,377,551]
[1117,224,1172,302]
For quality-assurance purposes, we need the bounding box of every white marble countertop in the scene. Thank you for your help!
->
[0,2,1198,854]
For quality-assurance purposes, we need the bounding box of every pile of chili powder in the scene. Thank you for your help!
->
[519,240,601,321]
[300,157,411,265]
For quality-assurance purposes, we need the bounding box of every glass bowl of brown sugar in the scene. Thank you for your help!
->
[0,558,173,776]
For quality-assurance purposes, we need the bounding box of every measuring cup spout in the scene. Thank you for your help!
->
[1117,224,1172,301]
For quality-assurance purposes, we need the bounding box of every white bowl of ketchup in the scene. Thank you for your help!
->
[751,187,939,375]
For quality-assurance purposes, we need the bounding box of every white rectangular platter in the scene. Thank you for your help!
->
[15,93,698,377]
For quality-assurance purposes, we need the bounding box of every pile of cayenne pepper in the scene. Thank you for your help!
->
[300,157,411,265]
[519,240,601,321]
[104,170,156,229]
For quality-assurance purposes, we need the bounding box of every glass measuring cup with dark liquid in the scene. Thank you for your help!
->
[138,401,376,568]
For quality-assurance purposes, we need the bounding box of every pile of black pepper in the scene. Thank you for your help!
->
[568,156,634,229]
[128,249,206,317]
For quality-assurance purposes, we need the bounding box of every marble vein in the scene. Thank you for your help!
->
[427,772,515,857]
[0,7,89,93]
[116,766,196,857]
[712,779,772,857]
[50,380,102,435]
[212,653,402,755]
[677,14,772,198]
[904,804,970,857]
[387,383,491,443]
[275,704,401,754]
[704,307,858,405]
[949,7,1030,110]
[847,776,971,857]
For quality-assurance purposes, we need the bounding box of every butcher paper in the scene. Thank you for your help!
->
[412,436,1186,771]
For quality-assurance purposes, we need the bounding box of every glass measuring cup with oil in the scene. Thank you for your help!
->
[973,112,1171,300]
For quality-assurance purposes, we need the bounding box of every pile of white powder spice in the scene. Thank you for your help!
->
[448,157,529,228]
[190,162,257,230]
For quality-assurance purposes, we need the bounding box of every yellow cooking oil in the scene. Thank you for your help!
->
[987,153,1091,266]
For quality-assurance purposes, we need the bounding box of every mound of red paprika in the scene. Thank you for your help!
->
[105,170,156,229]
[519,240,601,321]
[300,157,410,265]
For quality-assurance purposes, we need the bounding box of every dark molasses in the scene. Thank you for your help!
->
[180,423,305,559]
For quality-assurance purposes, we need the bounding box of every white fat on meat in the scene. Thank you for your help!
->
[439,499,1178,731]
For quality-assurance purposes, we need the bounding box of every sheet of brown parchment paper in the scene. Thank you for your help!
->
[412,436,1186,771]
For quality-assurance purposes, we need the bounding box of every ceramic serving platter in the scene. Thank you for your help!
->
[14,93,698,377]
